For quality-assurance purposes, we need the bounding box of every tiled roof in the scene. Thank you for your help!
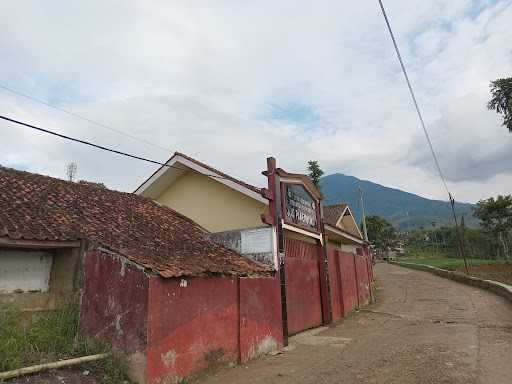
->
[323,203,348,227]
[0,166,272,278]
[323,203,363,240]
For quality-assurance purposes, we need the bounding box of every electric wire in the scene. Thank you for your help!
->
[0,83,172,153]
[377,0,451,200]
[0,114,232,182]
[377,0,469,272]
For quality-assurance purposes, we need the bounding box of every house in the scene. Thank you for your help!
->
[0,166,281,384]
[136,153,373,338]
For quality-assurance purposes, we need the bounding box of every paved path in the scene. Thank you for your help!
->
[197,263,512,384]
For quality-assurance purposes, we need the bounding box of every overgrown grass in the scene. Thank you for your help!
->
[0,301,131,383]
[0,300,83,371]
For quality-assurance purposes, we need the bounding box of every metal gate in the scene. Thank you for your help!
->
[284,238,323,335]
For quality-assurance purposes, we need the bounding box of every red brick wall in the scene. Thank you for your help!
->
[146,276,239,384]
[239,276,283,363]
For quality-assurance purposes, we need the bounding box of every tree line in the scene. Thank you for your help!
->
[366,194,512,261]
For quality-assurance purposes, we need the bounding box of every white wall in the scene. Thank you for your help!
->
[0,250,53,293]
[341,244,358,254]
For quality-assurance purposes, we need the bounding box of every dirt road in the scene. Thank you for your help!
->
[197,263,512,384]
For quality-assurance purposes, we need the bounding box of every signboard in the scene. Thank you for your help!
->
[283,184,318,231]
[241,227,273,254]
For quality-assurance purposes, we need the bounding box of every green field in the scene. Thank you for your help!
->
[399,257,499,271]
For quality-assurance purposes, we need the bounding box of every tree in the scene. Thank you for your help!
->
[473,195,512,260]
[307,160,324,188]
[366,215,396,252]
[487,77,512,132]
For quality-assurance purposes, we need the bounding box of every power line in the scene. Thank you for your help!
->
[377,0,450,199]
[0,114,229,181]
[0,83,172,153]
[377,0,469,273]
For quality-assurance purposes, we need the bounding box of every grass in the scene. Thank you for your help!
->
[399,257,500,271]
[399,252,512,285]
[0,300,83,371]
[0,300,131,383]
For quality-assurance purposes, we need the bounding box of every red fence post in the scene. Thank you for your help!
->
[353,253,360,309]
[335,250,345,317]
[317,241,332,325]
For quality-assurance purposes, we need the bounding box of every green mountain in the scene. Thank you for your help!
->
[320,173,478,230]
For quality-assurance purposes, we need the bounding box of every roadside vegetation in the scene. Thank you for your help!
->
[365,193,512,285]
[0,300,131,383]
[399,257,501,271]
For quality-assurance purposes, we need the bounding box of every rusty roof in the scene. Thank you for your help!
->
[323,203,363,240]
[323,203,348,227]
[0,166,272,278]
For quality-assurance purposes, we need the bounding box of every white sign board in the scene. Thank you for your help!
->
[241,227,273,254]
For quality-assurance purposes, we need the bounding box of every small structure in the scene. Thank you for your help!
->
[0,166,279,384]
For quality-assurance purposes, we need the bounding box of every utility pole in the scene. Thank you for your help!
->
[358,186,369,242]
[450,196,469,274]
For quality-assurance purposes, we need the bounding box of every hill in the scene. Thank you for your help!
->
[319,173,478,230]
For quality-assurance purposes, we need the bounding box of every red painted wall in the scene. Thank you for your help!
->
[327,247,343,321]
[284,238,323,335]
[146,276,239,384]
[339,251,359,315]
[355,255,371,306]
[80,249,149,375]
[239,276,283,363]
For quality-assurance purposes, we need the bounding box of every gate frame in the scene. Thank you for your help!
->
[261,157,332,342]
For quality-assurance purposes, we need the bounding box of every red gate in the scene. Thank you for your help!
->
[284,238,323,335]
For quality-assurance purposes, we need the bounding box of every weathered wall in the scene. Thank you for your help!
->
[80,249,149,383]
[51,247,82,294]
[340,243,358,254]
[208,226,274,266]
[327,247,343,321]
[239,276,283,363]
[0,249,53,293]
[355,254,371,306]
[146,276,239,384]
[156,171,267,232]
[284,238,323,335]
[339,251,359,315]
[0,247,81,312]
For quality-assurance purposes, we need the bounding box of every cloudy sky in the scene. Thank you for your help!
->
[1,0,511,203]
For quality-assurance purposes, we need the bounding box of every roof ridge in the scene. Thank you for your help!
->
[174,152,262,193]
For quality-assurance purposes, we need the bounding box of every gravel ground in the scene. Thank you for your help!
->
[196,263,512,384]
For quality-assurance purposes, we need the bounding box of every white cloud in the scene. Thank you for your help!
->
[0,0,511,203]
